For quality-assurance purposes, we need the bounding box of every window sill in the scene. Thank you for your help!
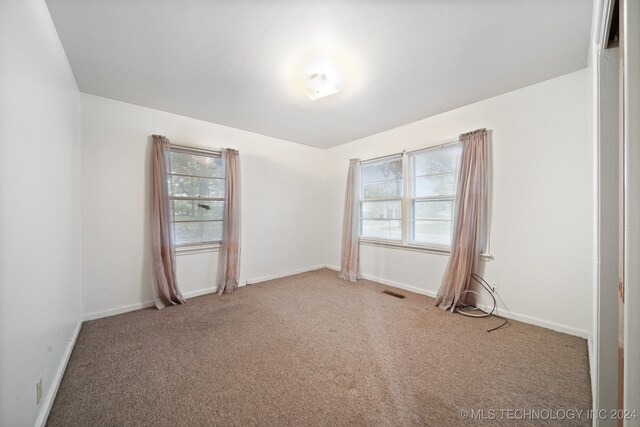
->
[176,244,220,256]
[359,239,492,260]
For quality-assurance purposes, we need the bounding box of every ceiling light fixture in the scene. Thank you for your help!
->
[304,73,338,101]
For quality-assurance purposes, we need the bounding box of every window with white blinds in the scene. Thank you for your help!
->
[360,155,403,240]
[357,140,486,253]
[408,143,462,248]
[168,147,224,246]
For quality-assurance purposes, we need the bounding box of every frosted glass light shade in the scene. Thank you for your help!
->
[305,73,338,100]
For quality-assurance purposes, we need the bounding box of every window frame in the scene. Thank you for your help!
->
[407,141,462,251]
[358,139,490,258]
[167,145,224,251]
[359,154,404,242]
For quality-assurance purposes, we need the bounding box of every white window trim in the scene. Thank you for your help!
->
[357,137,491,259]
[168,144,225,249]
[406,141,461,250]
[359,238,492,259]
[176,243,221,255]
[359,154,404,242]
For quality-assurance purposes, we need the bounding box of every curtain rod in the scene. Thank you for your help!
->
[169,143,221,155]
[361,152,404,164]
[360,137,461,164]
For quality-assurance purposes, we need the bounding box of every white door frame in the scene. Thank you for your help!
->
[594,42,620,422]
[622,0,640,423]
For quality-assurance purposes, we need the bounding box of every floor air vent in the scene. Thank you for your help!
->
[382,290,406,299]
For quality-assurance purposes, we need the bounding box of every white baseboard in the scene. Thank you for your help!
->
[82,293,217,322]
[588,335,597,420]
[474,302,589,338]
[324,263,438,297]
[83,265,327,321]
[83,263,589,338]
[245,265,326,285]
[364,272,438,298]
[35,321,82,427]
[83,287,222,321]
[183,287,217,299]
[324,264,588,338]
[83,300,155,321]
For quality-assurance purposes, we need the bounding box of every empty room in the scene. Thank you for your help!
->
[1,0,639,426]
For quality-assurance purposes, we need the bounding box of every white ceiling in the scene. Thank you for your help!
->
[46,0,593,148]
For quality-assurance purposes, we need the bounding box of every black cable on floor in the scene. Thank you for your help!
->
[454,273,510,333]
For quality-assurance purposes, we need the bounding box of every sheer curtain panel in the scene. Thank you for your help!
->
[436,129,488,311]
[339,159,362,282]
[150,135,186,309]
[217,148,241,294]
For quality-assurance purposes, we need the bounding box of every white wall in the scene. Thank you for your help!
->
[0,1,82,426]
[83,70,594,336]
[0,3,598,424]
[81,94,326,319]
[324,69,594,337]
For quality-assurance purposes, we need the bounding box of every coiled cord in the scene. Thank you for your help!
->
[454,273,510,332]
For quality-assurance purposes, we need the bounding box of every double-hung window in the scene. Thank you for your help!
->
[167,147,225,247]
[359,155,403,240]
[359,142,475,252]
[408,143,462,248]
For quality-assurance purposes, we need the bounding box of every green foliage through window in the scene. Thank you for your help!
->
[168,148,224,246]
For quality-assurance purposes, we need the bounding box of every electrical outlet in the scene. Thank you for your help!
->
[36,378,42,405]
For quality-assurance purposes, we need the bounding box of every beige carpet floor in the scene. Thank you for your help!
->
[47,268,591,426]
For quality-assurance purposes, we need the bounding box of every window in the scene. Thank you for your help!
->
[359,141,481,253]
[359,155,403,240]
[409,143,462,248]
[168,147,224,246]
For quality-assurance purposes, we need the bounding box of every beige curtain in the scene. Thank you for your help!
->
[150,135,185,309]
[339,159,362,282]
[436,129,488,311]
[217,148,241,294]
